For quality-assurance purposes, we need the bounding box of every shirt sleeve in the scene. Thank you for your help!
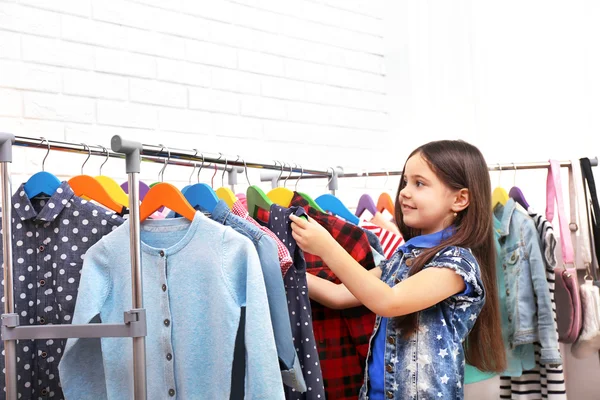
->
[221,230,285,400]
[524,222,561,365]
[58,240,111,400]
[426,246,485,303]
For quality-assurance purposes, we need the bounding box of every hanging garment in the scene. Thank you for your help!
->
[494,199,561,366]
[0,181,124,400]
[262,204,326,400]
[211,200,306,393]
[231,200,294,276]
[58,213,285,400]
[361,227,385,258]
[289,193,377,400]
[359,220,404,259]
[499,211,567,399]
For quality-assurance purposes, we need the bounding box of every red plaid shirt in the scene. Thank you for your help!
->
[231,200,294,276]
[290,192,377,400]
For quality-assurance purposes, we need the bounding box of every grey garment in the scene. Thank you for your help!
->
[210,200,306,392]
[361,227,385,257]
[0,182,124,400]
[266,205,326,400]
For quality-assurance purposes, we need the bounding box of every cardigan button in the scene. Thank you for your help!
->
[386,363,393,373]
[160,250,165,257]
[164,319,170,327]
[168,389,175,396]
[405,258,414,267]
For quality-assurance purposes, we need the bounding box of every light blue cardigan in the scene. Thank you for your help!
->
[58,212,285,399]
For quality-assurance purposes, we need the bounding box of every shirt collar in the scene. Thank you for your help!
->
[12,181,75,222]
[398,225,455,254]
[210,199,231,225]
[493,197,517,237]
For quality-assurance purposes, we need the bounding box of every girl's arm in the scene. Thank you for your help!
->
[291,215,466,318]
[306,267,382,309]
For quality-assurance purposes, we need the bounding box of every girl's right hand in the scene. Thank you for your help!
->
[289,214,337,258]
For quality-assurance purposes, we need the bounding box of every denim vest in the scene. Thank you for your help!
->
[360,246,485,400]
[494,199,561,365]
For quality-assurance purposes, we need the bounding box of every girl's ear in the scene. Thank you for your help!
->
[452,188,470,213]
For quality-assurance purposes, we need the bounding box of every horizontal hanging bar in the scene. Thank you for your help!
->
[270,157,600,181]
[1,309,147,340]
[13,136,326,176]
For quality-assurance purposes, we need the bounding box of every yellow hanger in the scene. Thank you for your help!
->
[267,161,294,207]
[492,163,509,207]
[214,155,239,208]
[93,145,129,208]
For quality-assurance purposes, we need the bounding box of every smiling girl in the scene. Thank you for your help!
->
[290,140,506,399]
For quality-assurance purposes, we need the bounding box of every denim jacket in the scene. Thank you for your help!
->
[494,199,561,365]
[211,200,306,392]
[360,245,485,400]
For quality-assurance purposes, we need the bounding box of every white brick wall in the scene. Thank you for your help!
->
[0,0,394,200]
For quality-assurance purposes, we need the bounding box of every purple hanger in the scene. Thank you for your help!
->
[509,186,530,210]
[121,181,151,201]
[355,194,377,218]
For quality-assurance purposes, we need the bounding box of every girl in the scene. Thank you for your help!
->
[289,140,506,399]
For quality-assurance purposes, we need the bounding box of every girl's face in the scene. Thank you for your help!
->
[399,153,460,235]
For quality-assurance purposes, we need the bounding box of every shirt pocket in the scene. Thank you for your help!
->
[54,261,81,321]
[502,247,521,298]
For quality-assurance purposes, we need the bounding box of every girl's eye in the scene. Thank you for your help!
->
[416,181,424,187]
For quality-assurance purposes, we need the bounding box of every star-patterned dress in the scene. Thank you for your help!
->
[360,245,485,400]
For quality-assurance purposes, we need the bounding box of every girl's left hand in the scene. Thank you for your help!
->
[290,214,337,258]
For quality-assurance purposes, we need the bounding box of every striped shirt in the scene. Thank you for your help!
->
[499,211,566,399]
[359,220,404,259]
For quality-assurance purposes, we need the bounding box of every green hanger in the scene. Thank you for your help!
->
[296,191,325,213]
[247,185,273,219]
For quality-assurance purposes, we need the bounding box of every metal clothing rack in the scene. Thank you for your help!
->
[0,134,148,400]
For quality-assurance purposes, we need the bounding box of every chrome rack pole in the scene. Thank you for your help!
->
[0,133,16,400]
[111,136,147,400]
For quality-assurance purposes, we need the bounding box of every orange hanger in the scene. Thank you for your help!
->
[68,175,125,213]
[67,144,125,214]
[377,192,395,215]
[140,183,196,222]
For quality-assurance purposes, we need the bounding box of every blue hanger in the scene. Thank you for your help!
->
[315,194,360,224]
[184,183,219,213]
[24,138,60,199]
[355,194,377,218]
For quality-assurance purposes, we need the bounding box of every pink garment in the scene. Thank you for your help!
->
[231,200,294,276]
[236,193,247,210]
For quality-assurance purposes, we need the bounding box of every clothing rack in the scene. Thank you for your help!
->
[0,134,148,400]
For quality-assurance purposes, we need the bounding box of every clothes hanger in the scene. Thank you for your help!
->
[140,146,196,221]
[23,137,61,199]
[491,163,509,208]
[315,168,360,224]
[292,163,325,212]
[508,162,530,210]
[267,161,294,207]
[94,145,129,208]
[68,143,125,213]
[377,170,396,215]
[246,158,273,219]
[355,172,377,217]
[140,184,196,221]
[183,152,219,213]
[215,155,238,208]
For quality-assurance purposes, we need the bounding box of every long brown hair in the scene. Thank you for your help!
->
[393,140,506,373]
